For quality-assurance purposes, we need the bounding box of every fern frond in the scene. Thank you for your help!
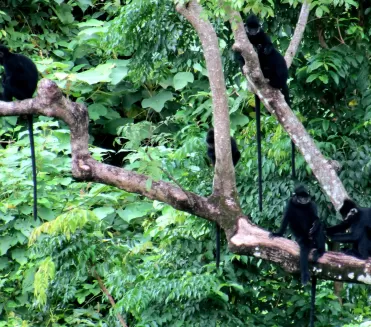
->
[34,257,55,306]
[29,209,99,245]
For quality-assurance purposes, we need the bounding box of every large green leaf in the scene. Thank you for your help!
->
[142,91,174,112]
[0,257,9,271]
[76,63,113,84]
[116,203,153,222]
[108,59,130,85]
[0,236,13,255]
[92,207,115,219]
[88,103,108,120]
[11,248,27,265]
[77,18,103,28]
[52,4,74,24]
[173,72,194,90]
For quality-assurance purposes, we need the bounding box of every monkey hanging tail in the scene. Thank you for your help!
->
[27,115,37,221]
[310,276,317,327]
[280,84,296,179]
[281,84,290,107]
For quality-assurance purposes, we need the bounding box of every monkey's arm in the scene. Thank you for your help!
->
[329,230,362,243]
[311,202,318,216]
[326,220,352,235]
[309,218,321,236]
[230,137,241,166]
[270,209,289,237]
[261,33,274,55]
[233,51,245,72]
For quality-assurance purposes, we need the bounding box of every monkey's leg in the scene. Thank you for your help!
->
[299,243,310,285]
[255,94,263,212]
[313,224,326,261]
[310,227,325,327]
[356,237,368,260]
[27,115,37,220]
[2,87,13,101]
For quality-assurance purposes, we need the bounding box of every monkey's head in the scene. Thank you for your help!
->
[245,14,261,36]
[0,45,9,64]
[293,185,311,205]
[340,199,358,219]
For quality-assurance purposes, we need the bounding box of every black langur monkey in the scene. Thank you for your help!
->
[0,45,39,220]
[327,199,371,259]
[234,14,296,211]
[234,14,291,107]
[206,128,241,268]
[270,185,325,327]
[206,128,241,166]
[269,185,325,282]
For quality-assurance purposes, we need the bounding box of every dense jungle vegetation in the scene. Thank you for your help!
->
[0,0,370,326]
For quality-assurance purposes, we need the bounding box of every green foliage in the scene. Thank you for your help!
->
[0,0,371,326]
[29,208,100,244]
[142,90,174,112]
[34,257,55,306]
[107,0,201,85]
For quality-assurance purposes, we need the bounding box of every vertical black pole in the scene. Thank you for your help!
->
[310,276,317,327]
[255,95,263,212]
[291,140,296,180]
[27,115,37,220]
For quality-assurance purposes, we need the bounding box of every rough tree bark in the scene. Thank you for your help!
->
[0,2,370,284]
[284,0,311,68]
[229,9,347,209]
[177,0,238,201]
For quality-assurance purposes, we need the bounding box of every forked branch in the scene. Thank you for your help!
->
[0,79,368,284]
[228,9,347,209]
[176,0,239,200]
[0,1,367,285]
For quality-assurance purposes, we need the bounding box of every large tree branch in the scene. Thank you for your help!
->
[229,10,347,209]
[229,219,371,285]
[172,2,369,283]
[176,0,239,201]
[0,80,217,222]
[0,80,369,284]
[284,0,311,68]
[0,2,368,285]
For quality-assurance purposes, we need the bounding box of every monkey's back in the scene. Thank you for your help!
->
[286,200,318,239]
[6,53,38,100]
[258,49,288,90]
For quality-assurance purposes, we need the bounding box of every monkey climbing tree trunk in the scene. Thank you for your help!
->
[229,9,347,209]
